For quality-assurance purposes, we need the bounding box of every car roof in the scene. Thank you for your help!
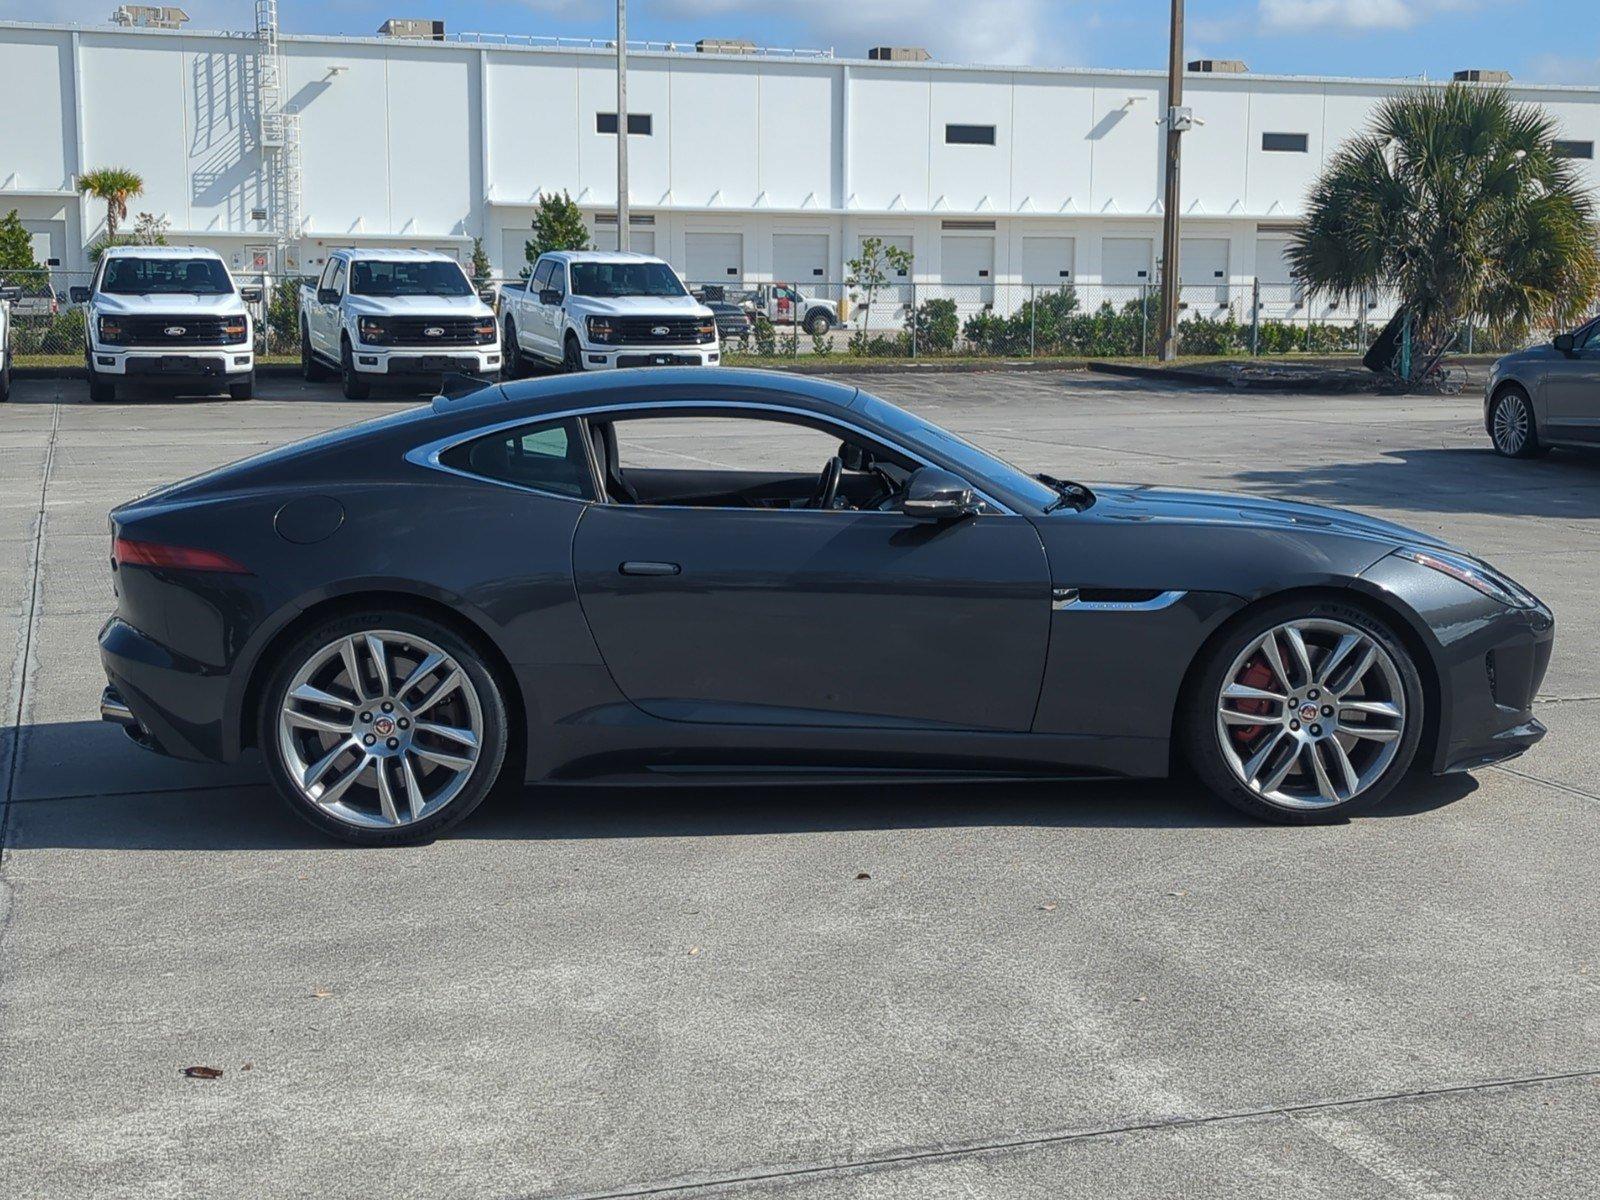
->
[432,367,860,420]
[330,248,459,263]
[542,250,668,265]
[100,245,225,261]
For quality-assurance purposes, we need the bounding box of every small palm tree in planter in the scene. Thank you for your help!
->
[77,167,145,239]
[1290,85,1600,380]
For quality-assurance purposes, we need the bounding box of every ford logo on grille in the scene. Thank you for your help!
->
[424,326,445,338]
[651,325,670,336]
[165,326,187,336]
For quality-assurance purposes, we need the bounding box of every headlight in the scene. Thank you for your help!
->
[474,318,496,345]
[1394,547,1538,608]
[587,316,619,344]
[223,317,249,344]
[357,316,390,345]
[697,318,717,343]
[98,315,126,345]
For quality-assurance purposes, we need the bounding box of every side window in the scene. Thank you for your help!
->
[1581,320,1600,352]
[439,418,596,500]
[529,260,551,292]
[317,259,336,290]
[547,262,567,300]
[610,414,897,475]
[329,261,346,295]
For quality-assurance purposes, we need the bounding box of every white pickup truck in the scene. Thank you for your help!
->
[299,248,500,398]
[71,246,260,403]
[501,251,719,373]
[754,284,845,336]
[0,283,17,402]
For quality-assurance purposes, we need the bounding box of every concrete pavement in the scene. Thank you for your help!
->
[1,371,1596,1198]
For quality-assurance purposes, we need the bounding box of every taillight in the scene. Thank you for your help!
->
[113,537,250,574]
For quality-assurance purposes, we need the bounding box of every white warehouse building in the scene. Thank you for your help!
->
[1,17,1598,319]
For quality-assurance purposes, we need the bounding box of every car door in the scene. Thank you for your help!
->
[513,261,546,355]
[310,259,344,356]
[1544,319,1600,443]
[537,260,568,354]
[569,408,1052,731]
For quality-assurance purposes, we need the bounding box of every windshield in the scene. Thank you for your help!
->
[853,391,1061,511]
[570,262,687,299]
[101,257,234,296]
[348,260,473,298]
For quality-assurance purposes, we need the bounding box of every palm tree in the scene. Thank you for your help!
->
[77,167,145,239]
[1290,85,1600,369]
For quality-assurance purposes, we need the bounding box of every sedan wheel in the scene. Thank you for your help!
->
[1490,390,1546,458]
[261,615,508,844]
[1183,603,1423,822]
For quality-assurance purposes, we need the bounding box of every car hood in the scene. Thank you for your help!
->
[342,295,494,318]
[1082,484,1463,553]
[570,294,714,318]
[94,293,246,316]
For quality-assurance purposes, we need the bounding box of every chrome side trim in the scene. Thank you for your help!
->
[1052,589,1188,613]
[404,398,1017,516]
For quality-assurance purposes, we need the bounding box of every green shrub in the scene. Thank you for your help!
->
[906,297,959,353]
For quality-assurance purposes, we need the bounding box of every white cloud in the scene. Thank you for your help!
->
[655,0,1069,67]
[1258,0,1466,33]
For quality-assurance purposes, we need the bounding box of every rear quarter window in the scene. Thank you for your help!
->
[440,418,596,500]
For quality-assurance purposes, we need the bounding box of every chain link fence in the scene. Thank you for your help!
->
[4,267,1543,366]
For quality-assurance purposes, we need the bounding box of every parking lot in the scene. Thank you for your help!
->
[1,369,1597,1198]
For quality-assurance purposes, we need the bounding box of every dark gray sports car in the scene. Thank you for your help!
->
[99,369,1553,844]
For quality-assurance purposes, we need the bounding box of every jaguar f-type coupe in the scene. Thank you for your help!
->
[99,369,1553,844]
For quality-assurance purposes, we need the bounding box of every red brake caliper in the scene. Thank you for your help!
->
[1231,657,1277,749]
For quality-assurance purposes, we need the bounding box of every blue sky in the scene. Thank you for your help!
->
[6,0,1593,84]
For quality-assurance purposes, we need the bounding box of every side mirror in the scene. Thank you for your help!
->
[1554,332,1576,355]
[69,286,91,304]
[317,287,340,306]
[838,441,871,472]
[477,285,498,304]
[539,288,562,307]
[238,285,263,303]
[901,467,980,521]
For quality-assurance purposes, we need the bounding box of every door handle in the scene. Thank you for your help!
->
[619,560,681,576]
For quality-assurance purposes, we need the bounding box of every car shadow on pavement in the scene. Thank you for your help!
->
[1233,447,1600,521]
[3,721,1479,850]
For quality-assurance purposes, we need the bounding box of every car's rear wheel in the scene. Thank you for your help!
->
[563,333,584,373]
[805,311,832,336]
[0,356,10,402]
[301,320,333,382]
[340,337,371,400]
[259,612,509,845]
[1181,599,1424,823]
[1489,387,1547,458]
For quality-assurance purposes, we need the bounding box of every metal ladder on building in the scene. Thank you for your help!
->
[254,0,300,271]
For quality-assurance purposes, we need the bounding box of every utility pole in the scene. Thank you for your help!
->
[615,0,630,251]
[1156,0,1187,361]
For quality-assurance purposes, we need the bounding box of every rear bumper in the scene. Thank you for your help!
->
[98,616,231,762]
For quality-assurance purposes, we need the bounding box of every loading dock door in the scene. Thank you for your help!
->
[1180,237,1230,313]
[1101,237,1153,290]
[684,232,744,287]
[773,234,829,288]
[594,226,657,255]
[940,235,995,306]
[1021,236,1075,289]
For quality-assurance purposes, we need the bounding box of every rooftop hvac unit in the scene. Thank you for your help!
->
[1452,69,1512,83]
[695,39,756,55]
[378,18,446,40]
[110,5,189,28]
[1187,58,1248,73]
[868,46,931,62]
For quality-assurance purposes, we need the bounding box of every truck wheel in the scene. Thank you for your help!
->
[503,317,522,378]
[562,333,584,374]
[301,321,333,382]
[87,365,116,403]
[228,373,255,400]
[340,338,371,400]
[805,311,833,336]
[0,357,10,403]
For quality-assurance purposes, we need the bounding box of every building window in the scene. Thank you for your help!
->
[945,124,996,146]
[1261,132,1309,153]
[597,112,652,136]
[1553,140,1594,160]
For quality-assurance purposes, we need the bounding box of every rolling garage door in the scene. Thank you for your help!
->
[593,226,657,255]
[1021,236,1075,287]
[940,235,995,306]
[773,234,829,286]
[1254,235,1300,319]
[1101,237,1153,291]
[1180,237,1230,313]
[684,232,743,287]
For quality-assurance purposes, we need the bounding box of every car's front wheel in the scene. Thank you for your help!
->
[1489,387,1547,458]
[502,317,522,378]
[340,337,371,400]
[259,612,510,845]
[562,333,584,373]
[1181,599,1424,823]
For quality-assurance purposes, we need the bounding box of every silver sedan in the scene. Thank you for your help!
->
[1484,315,1600,456]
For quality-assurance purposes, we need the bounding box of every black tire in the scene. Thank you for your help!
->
[257,610,511,846]
[228,372,255,400]
[502,317,522,379]
[562,333,584,374]
[805,311,833,337]
[0,357,10,403]
[87,365,116,403]
[340,337,371,400]
[1488,386,1548,458]
[1179,597,1425,824]
[301,321,333,382]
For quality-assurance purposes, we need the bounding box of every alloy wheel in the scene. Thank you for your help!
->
[276,630,484,830]
[1215,618,1406,810]
[1493,395,1528,455]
